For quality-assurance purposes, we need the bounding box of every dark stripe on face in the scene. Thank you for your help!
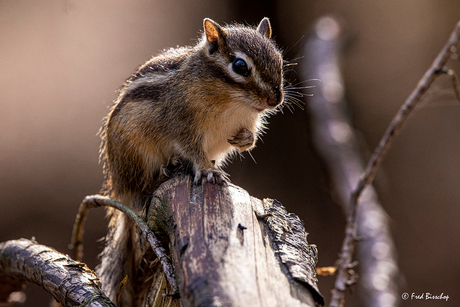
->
[206,64,238,86]
[225,28,283,88]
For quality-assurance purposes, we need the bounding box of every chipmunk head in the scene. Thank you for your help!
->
[202,18,284,113]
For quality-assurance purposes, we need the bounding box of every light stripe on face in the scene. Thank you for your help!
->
[225,51,274,93]
[225,51,253,83]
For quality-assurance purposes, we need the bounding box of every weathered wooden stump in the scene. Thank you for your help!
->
[147,176,323,306]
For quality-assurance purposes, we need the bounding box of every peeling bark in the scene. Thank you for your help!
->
[0,238,115,307]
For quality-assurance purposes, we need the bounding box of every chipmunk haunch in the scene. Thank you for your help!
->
[98,17,284,304]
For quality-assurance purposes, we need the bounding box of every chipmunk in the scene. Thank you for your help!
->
[98,17,284,305]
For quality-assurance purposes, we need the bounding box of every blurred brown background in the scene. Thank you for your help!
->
[1,0,460,306]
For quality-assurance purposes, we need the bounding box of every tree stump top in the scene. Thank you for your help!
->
[148,176,323,306]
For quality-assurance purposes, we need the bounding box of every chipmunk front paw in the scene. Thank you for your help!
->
[193,168,229,185]
[228,128,255,151]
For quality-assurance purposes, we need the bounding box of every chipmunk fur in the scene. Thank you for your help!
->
[97,17,284,305]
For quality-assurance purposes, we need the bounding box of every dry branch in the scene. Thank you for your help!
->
[146,176,324,307]
[353,20,460,209]
[305,18,460,306]
[334,20,460,306]
[302,16,400,307]
[0,238,114,307]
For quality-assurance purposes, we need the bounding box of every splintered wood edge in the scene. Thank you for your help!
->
[261,198,324,305]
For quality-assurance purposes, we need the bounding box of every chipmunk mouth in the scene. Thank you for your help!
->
[251,99,277,113]
[249,89,283,113]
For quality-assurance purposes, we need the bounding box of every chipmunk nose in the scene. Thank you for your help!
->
[267,86,283,107]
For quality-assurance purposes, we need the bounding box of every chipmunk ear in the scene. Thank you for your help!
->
[257,17,272,39]
[204,18,224,44]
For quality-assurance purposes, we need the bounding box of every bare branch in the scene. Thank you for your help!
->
[354,20,460,209]
[0,238,115,307]
[329,20,460,306]
[70,195,178,293]
[302,16,400,306]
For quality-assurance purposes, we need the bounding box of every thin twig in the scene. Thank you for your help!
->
[331,20,460,306]
[444,67,460,100]
[70,195,178,293]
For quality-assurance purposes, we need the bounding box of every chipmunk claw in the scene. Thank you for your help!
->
[193,168,229,185]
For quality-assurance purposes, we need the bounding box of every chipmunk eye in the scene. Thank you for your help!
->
[232,58,250,77]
